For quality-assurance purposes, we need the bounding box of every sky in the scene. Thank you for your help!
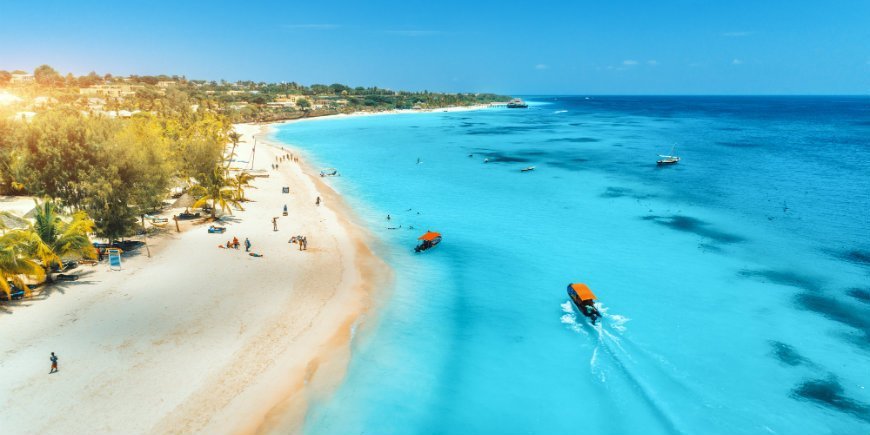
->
[1,0,869,94]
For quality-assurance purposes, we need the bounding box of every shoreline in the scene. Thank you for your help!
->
[0,122,392,434]
[261,103,500,128]
[234,123,395,434]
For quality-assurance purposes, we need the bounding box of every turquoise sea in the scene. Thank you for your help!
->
[273,96,870,434]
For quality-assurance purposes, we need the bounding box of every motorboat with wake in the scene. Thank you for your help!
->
[567,282,601,324]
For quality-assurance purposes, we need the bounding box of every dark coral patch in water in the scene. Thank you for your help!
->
[847,288,870,304]
[645,215,744,244]
[737,269,822,292]
[842,250,870,267]
[794,293,870,338]
[769,340,808,366]
[792,377,870,422]
[602,187,655,200]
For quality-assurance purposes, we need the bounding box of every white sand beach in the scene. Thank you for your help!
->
[0,123,389,434]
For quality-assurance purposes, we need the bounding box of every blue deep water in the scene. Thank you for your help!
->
[273,96,870,435]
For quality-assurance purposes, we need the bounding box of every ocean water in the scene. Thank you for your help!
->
[273,96,870,435]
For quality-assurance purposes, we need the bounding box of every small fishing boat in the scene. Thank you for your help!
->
[507,98,529,108]
[521,166,536,172]
[320,168,339,177]
[567,283,601,325]
[414,231,442,253]
[657,145,680,165]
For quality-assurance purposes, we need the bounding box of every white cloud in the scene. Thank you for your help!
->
[384,30,441,37]
[732,58,743,65]
[723,31,753,37]
[647,60,658,66]
[534,64,549,70]
[622,59,638,66]
[283,24,340,30]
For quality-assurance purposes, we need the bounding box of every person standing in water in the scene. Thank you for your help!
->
[49,352,58,374]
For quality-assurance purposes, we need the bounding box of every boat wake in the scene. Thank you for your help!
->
[561,300,706,435]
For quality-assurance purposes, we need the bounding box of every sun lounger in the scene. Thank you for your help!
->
[177,212,201,220]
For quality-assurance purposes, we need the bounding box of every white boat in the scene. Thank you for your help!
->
[657,145,680,165]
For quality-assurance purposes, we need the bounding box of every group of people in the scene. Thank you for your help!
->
[289,235,308,251]
[276,153,298,163]
[224,236,252,252]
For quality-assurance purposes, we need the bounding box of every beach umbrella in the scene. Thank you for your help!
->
[171,192,198,210]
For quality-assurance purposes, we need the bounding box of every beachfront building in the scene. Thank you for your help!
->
[10,73,34,84]
[79,84,142,98]
[86,97,106,111]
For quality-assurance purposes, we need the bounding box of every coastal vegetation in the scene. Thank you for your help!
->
[0,63,506,296]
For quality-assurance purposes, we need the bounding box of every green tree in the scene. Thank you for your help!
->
[226,131,242,169]
[30,199,96,279]
[0,231,45,299]
[190,166,244,219]
[33,64,62,87]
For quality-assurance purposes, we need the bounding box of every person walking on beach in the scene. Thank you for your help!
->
[245,237,251,252]
[49,352,58,374]
[272,217,278,231]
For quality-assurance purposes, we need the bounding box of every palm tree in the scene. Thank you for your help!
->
[230,171,255,201]
[29,200,96,280]
[191,166,244,219]
[225,131,242,169]
[0,232,46,299]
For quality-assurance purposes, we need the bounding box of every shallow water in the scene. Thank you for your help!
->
[274,96,870,434]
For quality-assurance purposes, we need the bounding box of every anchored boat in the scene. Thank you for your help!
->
[507,98,529,108]
[656,145,680,165]
[567,283,601,324]
[415,231,442,253]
